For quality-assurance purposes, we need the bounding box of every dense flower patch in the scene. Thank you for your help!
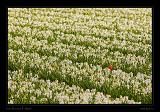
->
[8,8,152,104]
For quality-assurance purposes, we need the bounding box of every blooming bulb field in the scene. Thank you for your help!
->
[8,8,152,104]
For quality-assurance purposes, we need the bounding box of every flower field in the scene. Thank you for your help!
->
[8,8,152,104]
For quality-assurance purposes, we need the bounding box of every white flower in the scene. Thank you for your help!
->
[8,100,14,104]
[30,96,36,103]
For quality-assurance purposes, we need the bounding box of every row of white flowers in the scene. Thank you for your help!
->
[8,8,151,43]
[8,34,151,75]
[8,23,151,56]
[8,69,141,104]
[8,49,152,99]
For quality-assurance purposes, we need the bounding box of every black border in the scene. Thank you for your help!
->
[4,0,154,7]
[1,0,159,111]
